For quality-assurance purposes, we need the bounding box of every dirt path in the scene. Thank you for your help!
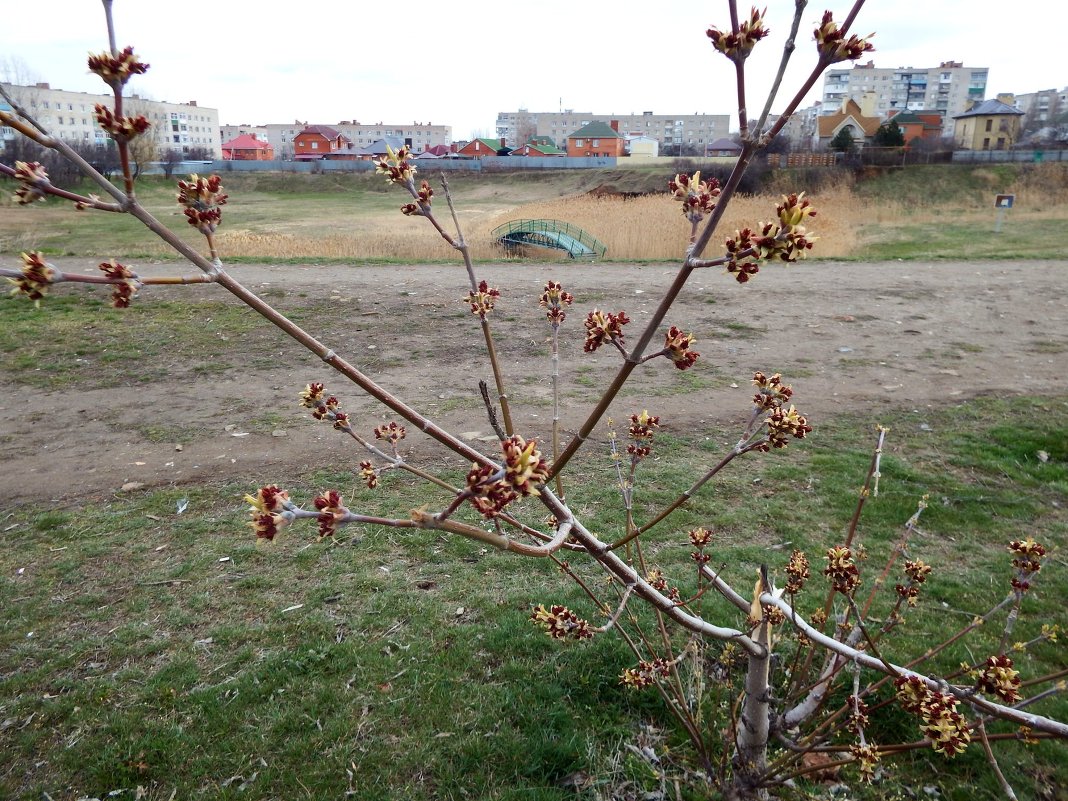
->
[2,259,1066,506]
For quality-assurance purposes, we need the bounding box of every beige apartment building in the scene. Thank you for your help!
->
[495,110,730,154]
[1012,87,1067,131]
[255,121,452,160]
[0,82,220,157]
[821,60,987,136]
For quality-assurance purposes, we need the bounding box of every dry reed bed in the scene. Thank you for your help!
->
[139,164,1066,261]
[181,187,867,261]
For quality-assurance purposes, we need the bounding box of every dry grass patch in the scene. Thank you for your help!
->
[494,185,866,260]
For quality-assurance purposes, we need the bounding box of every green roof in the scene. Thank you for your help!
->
[567,120,621,139]
[471,138,505,151]
[524,143,565,155]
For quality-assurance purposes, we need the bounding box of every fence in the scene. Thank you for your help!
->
[143,156,619,175]
[951,149,1068,163]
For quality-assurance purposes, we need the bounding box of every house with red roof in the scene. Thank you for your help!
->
[221,133,274,161]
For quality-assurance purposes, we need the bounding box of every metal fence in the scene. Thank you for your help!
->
[951,149,1068,163]
[150,156,620,175]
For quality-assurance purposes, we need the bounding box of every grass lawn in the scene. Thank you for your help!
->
[1,396,1065,800]
[2,162,1067,798]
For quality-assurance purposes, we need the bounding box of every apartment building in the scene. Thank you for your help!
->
[821,61,987,136]
[1012,87,1067,131]
[495,109,730,154]
[260,121,452,160]
[0,82,220,157]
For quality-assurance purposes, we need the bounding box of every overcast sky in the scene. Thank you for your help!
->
[2,1,1063,139]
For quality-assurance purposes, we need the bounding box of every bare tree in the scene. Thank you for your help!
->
[158,146,183,178]
[1,5,1065,800]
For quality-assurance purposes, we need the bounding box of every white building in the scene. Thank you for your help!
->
[1,82,220,157]
[495,109,730,154]
[256,120,452,160]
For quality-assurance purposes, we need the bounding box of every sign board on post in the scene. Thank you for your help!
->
[994,193,1015,232]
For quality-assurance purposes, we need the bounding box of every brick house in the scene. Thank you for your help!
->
[456,138,508,158]
[885,109,945,143]
[512,138,565,157]
[293,125,353,160]
[566,121,624,157]
[221,133,274,160]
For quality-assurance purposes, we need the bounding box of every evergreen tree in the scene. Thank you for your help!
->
[874,119,905,147]
[829,127,856,152]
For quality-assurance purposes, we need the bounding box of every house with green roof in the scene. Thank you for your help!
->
[512,139,565,157]
[456,137,510,158]
[885,109,945,144]
[566,120,624,157]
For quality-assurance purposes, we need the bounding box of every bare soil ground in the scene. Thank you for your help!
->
[2,259,1066,507]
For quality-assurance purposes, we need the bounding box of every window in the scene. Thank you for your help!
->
[311,141,318,149]
[985,119,992,132]
[592,139,599,147]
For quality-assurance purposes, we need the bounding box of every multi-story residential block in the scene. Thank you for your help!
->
[821,60,987,136]
[0,98,14,153]
[1012,87,1067,132]
[495,109,730,154]
[260,121,451,160]
[0,82,220,157]
[774,104,822,149]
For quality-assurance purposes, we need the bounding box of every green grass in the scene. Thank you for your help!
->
[848,164,1027,207]
[854,216,1068,261]
[2,396,1066,800]
[0,291,330,389]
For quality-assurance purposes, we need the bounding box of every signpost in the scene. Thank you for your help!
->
[994,193,1014,233]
